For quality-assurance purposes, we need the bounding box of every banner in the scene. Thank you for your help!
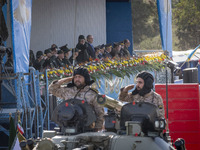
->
[93,74,135,100]
[157,0,173,57]
[92,71,157,100]
[10,0,32,73]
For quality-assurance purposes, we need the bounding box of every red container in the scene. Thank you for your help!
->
[155,83,200,150]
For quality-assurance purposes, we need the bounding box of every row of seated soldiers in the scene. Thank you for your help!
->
[31,37,137,72]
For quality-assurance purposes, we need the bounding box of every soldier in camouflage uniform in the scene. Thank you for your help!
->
[119,71,165,118]
[49,68,104,130]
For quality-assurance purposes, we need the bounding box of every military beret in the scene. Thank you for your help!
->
[57,50,64,54]
[44,48,51,54]
[105,43,112,48]
[60,45,71,53]
[36,51,43,58]
[78,35,85,40]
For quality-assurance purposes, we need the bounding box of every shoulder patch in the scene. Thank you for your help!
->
[89,87,99,94]
[158,105,163,109]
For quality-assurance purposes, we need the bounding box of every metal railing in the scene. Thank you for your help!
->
[0,68,50,148]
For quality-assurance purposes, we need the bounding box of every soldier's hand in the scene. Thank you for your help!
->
[58,76,73,84]
[123,84,135,92]
[89,122,95,128]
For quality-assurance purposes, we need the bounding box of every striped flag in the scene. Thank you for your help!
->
[186,44,200,62]
[16,112,26,143]
[16,122,26,142]
[17,123,24,135]
[8,113,26,150]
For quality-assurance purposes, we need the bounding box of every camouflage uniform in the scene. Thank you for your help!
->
[119,90,165,118]
[49,81,104,130]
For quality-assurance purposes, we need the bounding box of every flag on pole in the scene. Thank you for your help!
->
[16,111,26,143]
[8,113,26,150]
[8,115,16,150]
[17,122,26,142]
[157,0,173,57]
[186,44,200,62]
[10,136,20,150]
[17,122,24,135]
[10,0,32,73]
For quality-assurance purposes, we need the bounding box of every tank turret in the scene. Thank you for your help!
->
[51,99,96,135]
[31,96,185,150]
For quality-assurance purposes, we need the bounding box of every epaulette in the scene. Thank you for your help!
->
[89,87,99,94]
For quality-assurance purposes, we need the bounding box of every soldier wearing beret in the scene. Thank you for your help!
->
[103,43,112,59]
[49,68,104,131]
[119,71,165,118]
[60,45,72,67]
[120,39,131,58]
[43,48,58,69]
[33,51,45,71]
[69,48,80,66]
[110,42,121,59]
[55,50,65,68]
[51,44,58,59]
[76,35,89,63]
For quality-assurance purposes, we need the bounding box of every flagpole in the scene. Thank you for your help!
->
[73,0,78,72]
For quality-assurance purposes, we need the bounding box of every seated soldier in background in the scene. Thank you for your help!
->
[76,35,89,63]
[51,44,58,59]
[94,45,101,59]
[69,48,80,66]
[43,48,58,69]
[49,67,104,131]
[55,50,65,68]
[103,43,112,60]
[29,50,35,67]
[110,42,121,59]
[60,45,72,67]
[120,39,131,59]
[33,51,45,71]
[119,71,165,118]
[97,44,105,60]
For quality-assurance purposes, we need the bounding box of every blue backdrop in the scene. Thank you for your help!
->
[106,2,133,55]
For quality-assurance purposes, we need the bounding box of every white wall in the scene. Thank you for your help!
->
[30,0,106,53]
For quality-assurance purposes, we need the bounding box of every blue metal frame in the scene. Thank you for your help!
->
[0,69,50,148]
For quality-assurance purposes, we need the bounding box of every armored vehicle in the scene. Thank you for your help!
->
[29,95,185,150]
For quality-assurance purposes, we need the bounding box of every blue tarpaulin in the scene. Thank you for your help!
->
[10,0,32,73]
[157,0,173,57]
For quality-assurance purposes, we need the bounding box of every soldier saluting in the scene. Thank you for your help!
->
[119,71,165,118]
[49,68,104,131]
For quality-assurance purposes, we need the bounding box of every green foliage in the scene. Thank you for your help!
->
[132,0,161,50]
[173,0,200,50]
[131,0,200,51]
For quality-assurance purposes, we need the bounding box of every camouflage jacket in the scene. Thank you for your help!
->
[49,81,104,130]
[119,89,165,118]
